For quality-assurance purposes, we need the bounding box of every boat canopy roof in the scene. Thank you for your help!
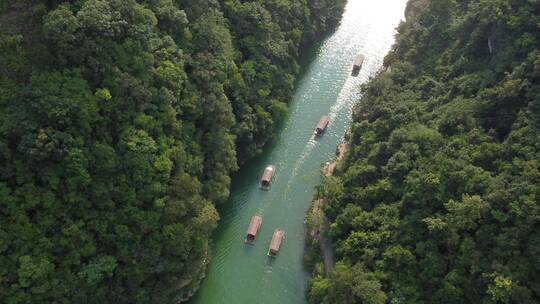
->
[247,215,262,237]
[316,116,330,130]
[261,165,275,182]
[269,229,285,252]
[354,54,365,66]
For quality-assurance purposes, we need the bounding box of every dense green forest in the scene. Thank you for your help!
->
[308,0,540,303]
[0,0,345,302]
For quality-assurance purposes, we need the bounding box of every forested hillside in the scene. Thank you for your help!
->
[0,0,346,302]
[308,0,540,303]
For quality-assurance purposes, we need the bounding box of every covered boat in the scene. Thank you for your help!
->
[245,215,263,245]
[260,165,276,190]
[353,54,365,72]
[314,116,330,136]
[267,228,285,257]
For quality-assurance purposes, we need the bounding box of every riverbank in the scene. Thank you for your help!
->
[305,132,350,277]
[306,0,540,302]
[190,1,408,302]
[178,2,347,301]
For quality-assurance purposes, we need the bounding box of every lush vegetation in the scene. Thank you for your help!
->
[308,0,540,303]
[0,0,345,303]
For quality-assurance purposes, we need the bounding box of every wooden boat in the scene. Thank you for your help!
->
[314,116,330,136]
[245,215,262,245]
[267,228,285,257]
[260,165,276,190]
[352,54,365,72]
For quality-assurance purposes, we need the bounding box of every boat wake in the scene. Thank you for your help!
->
[284,137,318,197]
[329,68,366,122]
[284,71,365,198]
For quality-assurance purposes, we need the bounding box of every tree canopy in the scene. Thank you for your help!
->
[308,0,540,303]
[0,0,346,302]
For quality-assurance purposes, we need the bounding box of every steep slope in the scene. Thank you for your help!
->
[0,0,345,303]
[308,0,540,303]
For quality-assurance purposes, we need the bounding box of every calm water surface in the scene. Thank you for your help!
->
[191,1,407,303]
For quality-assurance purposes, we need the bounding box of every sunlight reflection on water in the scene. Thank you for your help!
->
[191,1,408,303]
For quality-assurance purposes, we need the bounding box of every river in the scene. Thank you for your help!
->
[191,0,407,303]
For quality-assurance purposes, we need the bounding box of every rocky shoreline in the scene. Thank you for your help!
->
[304,131,351,277]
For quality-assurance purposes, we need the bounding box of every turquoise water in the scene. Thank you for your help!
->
[191,1,407,303]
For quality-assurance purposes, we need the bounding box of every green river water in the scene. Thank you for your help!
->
[191,1,407,303]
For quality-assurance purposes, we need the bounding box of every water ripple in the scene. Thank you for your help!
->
[192,1,408,303]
